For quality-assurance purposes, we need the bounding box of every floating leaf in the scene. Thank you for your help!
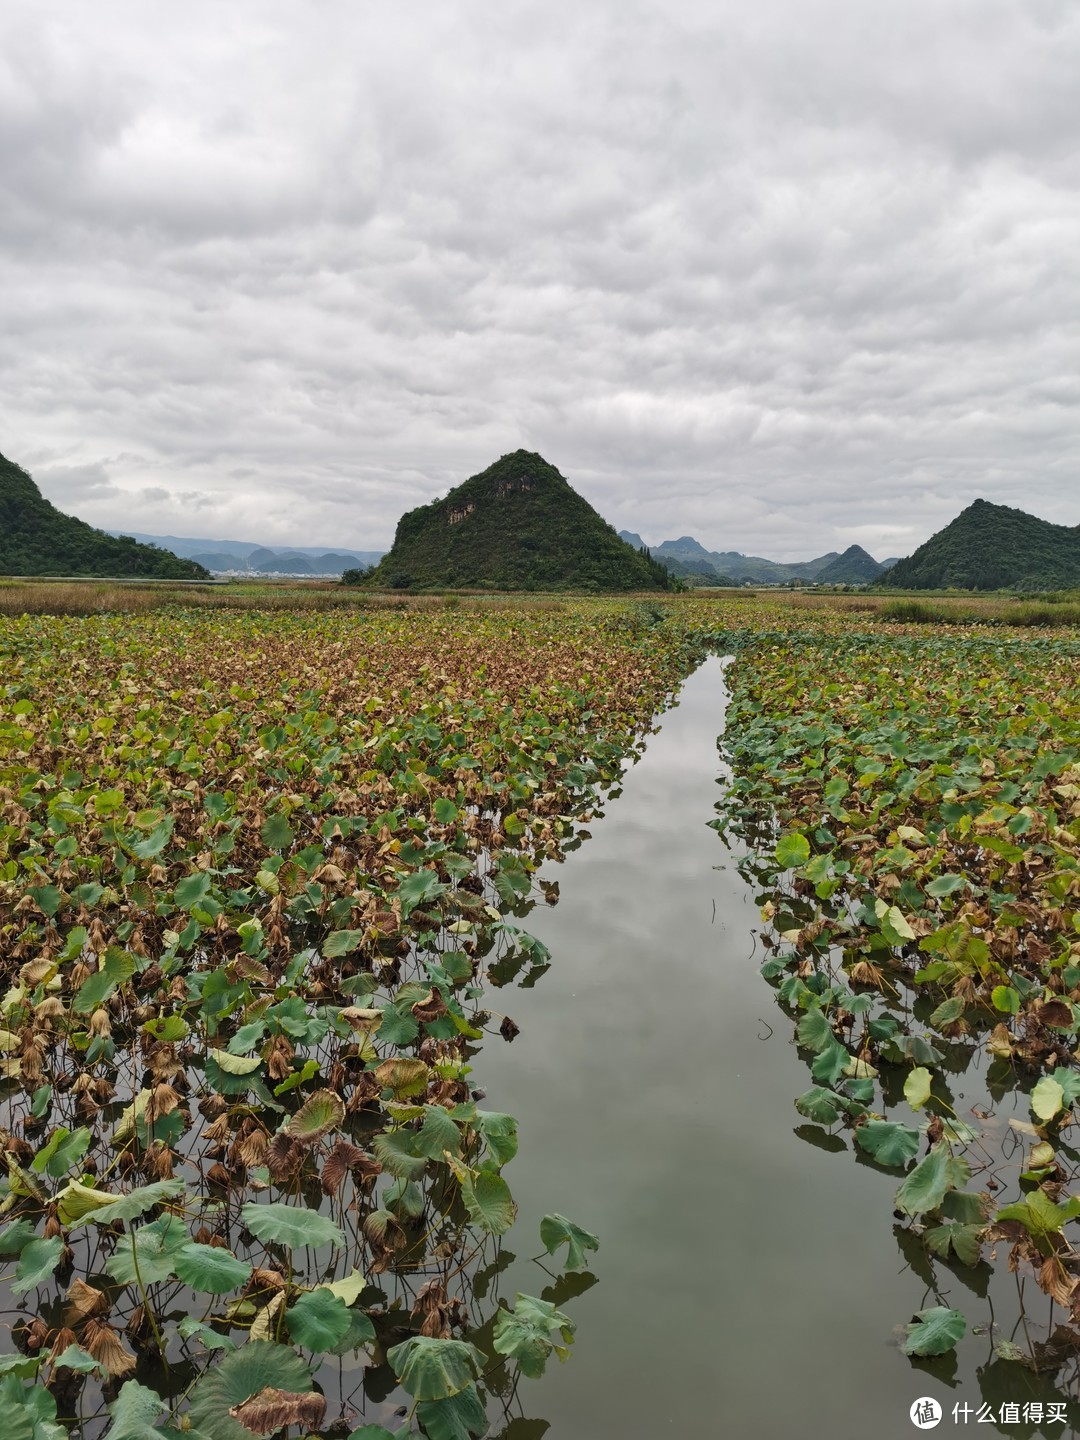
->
[774,833,810,869]
[539,1213,599,1271]
[174,1243,253,1295]
[240,1201,345,1251]
[208,1048,262,1076]
[188,1341,313,1440]
[284,1089,345,1144]
[879,905,916,946]
[896,1146,951,1217]
[416,1384,490,1440]
[492,1292,575,1378]
[449,1160,516,1235]
[286,1289,353,1352]
[855,1121,920,1168]
[375,1057,430,1099]
[105,1380,165,1440]
[386,1336,486,1402]
[1032,1076,1065,1122]
[902,1306,966,1356]
[105,1215,189,1286]
[11,1236,64,1294]
[903,1067,932,1111]
[261,814,294,852]
[66,1180,185,1228]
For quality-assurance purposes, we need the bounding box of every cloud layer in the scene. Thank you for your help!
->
[3,0,1078,559]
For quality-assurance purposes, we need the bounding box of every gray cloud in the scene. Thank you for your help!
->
[2,0,1078,560]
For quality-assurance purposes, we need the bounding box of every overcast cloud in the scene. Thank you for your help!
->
[2,0,1078,560]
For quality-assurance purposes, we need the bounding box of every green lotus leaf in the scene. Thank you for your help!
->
[895,1146,951,1217]
[32,1126,92,1180]
[854,1121,920,1168]
[51,1344,99,1374]
[414,1104,461,1160]
[174,872,212,909]
[477,1111,518,1166]
[317,1269,365,1305]
[105,1380,165,1440]
[11,1236,64,1295]
[398,869,448,916]
[260,813,294,852]
[902,1305,966,1356]
[0,1372,63,1440]
[386,1336,486,1402]
[0,1352,42,1379]
[1032,1076,1065,1122]
[793,1087,845,1125]
[286,1288,353,1352]
[903,1067,932,1111]
[416,1384,490,1440]
[774,833,810,869]
[0,1219,38,1256]
[492,1292,576,1379]
[173,1243,253,1294]
[372,1128,429,1180]
[450,1161,516,1235]
[539,1212,599,1271]
[240,1200,345,1251]
[926,1221,983,1267]
[177,1316,238,1354]
[105,1215,189,1286]
[208,1048,262,1076]
[66,1180,185,1228]
[323,930,365,957]
[73,947,135,1014]
[877,905,914,946]
[188,1341,312,1440]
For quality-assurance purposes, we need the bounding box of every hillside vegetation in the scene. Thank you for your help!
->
[0,451,208,579]
[884,498,1080,591]
[366,450,677,591]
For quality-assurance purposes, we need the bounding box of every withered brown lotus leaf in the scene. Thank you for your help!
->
[65,1277,109,1326]
[230,1387,326,1435]
[83,1319,136,1377]
[1036,998,1073,1029]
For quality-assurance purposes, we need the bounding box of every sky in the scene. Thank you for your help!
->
[2,1,1079,562]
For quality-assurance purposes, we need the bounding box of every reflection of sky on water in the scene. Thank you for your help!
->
[477,657,1076,1439]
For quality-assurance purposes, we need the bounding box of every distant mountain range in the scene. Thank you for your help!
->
[108,532,385,576]
[0,453,208,579]
[881,499,1080,591]
[617,532,896,585]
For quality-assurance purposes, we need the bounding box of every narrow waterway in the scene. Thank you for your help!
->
[478,657,1069,1439]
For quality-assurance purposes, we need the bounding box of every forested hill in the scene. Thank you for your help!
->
[365,450,677,591]
[883,499,1080,591]
[0,452,208,578]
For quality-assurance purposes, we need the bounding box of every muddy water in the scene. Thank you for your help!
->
[479,657,1076,1440]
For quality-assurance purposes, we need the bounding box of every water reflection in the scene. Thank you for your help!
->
[477,656,1079,1437]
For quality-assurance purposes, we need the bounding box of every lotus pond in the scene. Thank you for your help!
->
[1,597,1079,1438]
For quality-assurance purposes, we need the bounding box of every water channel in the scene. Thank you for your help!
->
[475,656,1078,1440]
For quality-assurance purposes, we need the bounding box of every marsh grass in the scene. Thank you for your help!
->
[775,590,1080,628]
[0,579,579,618]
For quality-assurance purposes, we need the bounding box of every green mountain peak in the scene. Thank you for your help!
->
[365,450,677,591]
[883,497,1080,591]
[0,451,208,579]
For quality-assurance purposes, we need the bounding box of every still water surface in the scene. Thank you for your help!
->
[480,657,1076,1439]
